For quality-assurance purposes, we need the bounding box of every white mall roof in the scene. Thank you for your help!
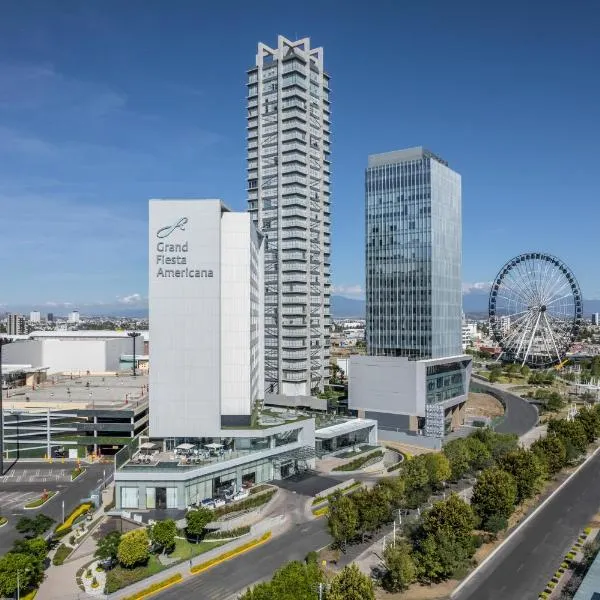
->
[1,364,49,374]
[315,418,377,440]
[29,330,149,341]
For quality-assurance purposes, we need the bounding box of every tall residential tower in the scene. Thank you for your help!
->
[247,36,331,398]
[349,147,471,446]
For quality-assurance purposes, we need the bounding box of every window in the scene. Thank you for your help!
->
[166,488,178,509]
[121,487,139,509]
[146,488,155,509]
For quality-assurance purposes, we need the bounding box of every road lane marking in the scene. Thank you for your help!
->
[451,443,600,598]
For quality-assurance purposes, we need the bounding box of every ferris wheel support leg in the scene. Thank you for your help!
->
[522,311,543,367]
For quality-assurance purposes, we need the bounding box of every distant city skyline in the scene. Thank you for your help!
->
[1,1,599,305]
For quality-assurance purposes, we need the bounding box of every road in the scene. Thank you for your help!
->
[157,518,330,600]
[455,448,600,600]
[471,377,539,436]
[0,461,113,554]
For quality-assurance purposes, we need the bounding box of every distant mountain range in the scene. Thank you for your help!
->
[3,293,599,321]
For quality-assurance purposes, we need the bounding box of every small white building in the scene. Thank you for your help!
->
[68,310,81,324]
[29,311,41,323]
[2,330,147,374]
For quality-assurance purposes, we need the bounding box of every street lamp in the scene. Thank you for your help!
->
[16,567,31,600]
[127,332,141,377]
[0,337,13,476]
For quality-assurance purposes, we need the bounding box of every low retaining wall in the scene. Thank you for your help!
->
[210,488,280,532]
[314,479,356,501]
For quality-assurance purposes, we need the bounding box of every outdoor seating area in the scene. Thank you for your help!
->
[124,444,254,471]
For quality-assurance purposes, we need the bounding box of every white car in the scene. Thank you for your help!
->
[212,498,226,508]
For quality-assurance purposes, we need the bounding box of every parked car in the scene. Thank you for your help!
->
[233,490,249,502]
[212,498,226,509]
[51,446,67,458]
[99,557,117,571]
[199,498,215,509]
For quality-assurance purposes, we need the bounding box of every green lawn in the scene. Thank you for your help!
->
[170,538,225,559]
[105,539,225,593]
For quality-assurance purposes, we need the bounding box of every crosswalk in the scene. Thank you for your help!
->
[0,491,40,513]
[0,468,70,484]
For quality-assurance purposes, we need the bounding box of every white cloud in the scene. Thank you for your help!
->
[332,284,364,299]
[117,294,146,306]
[43,301,74,308]
[462,281,492,294]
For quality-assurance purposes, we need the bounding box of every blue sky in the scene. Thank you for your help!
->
[1,0,599,312]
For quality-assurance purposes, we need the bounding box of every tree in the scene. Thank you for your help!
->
[472,429,518,462]
[268,559,324,600]
[328,564,375,600]
[471,467,517,524]
[531,435,567,475]
[402,456,431,507]
[482,513,508,537]
[95,530,122,562]
[423,453,451,490]
[443,439,471,481]
[548,418,588,455]
[0,552,44,597]
[488,370,500,384]
[413,533,470,583]
[16,514,55,538]
[117,528,149,568]
[327,491,359,551]
[150,519,177,554]
[374,476,405,510]
[464,436,492,471]
[499,449,545,502]
[12,537,48,561]
[353,489,382,542]
[186,507,213,543]
[418,494,476,552]
[575,407,600,443]
[239,582,275,600]
[383,540,417,592]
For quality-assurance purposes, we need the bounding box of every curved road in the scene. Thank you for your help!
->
[471,376,539,436]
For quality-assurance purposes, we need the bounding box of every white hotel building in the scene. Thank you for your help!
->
[114,200,318,511]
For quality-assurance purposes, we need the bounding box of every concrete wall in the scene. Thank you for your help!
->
[378,429,442,450]
[105,338,134,371]
[2,339,43,367]
[221,213,253,417]
[349,356,424,416]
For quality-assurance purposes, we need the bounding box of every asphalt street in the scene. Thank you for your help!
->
[471,377,539,436]
[0,461,113,554]
[157,518,330,600]
[455,447,600,600]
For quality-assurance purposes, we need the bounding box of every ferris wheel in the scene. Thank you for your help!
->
[489,252,583,368]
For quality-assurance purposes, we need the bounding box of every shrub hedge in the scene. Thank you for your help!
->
[52,543,73,566]
[213,490,275,518]
[55,503,92,536]
[205,526,250,540]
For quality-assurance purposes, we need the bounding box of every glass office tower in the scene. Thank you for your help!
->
[365,147,462,360]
